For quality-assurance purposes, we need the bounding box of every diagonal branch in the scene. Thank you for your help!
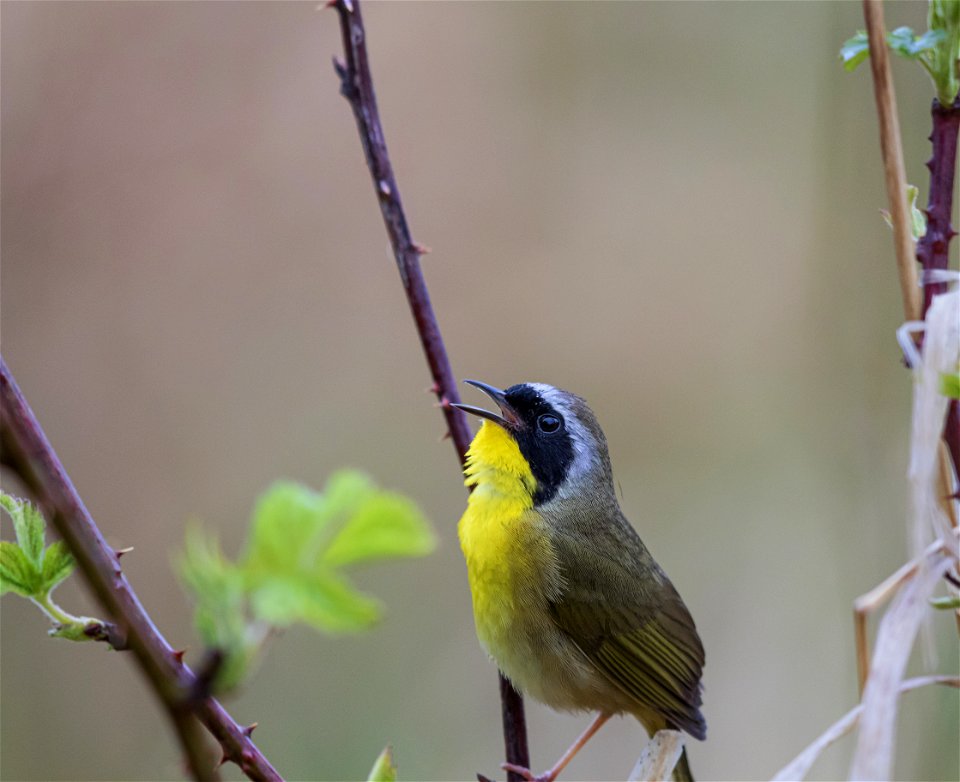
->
[329,1,530,779]
[0,357,283,782]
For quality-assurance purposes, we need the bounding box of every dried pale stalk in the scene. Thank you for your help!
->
[771,675,959,782]
[849,541,955,780]
[627,730,683,782]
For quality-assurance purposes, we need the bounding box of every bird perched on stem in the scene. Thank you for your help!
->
[453,381,705,782]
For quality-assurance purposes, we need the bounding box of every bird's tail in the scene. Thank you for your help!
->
[671,747,695,782]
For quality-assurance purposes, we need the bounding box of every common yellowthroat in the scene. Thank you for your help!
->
[453,381,705,782]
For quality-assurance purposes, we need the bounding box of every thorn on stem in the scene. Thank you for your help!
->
[413,242,432,255]
[243,722,258,737]
[114,546,134,559]
[216,752,229,769]
[378,180,392,198]
[438,431,452,442]
[426,382,441,395]
[477,775,496,782]
[332,56,347,79]
[341,0,354,12]
[173,649,187,665]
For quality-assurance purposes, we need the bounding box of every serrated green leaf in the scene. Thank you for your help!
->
[250,569,382,633]
[40,541,75,592]
[887,26,920,58]
[324,470,378,520]
[888,26,947,58]
[940,372,960,399]
[840,31,870,71]
[177,525,253,690]
[243,481,329,573]
[0,541,39,597]
[367,745,397,782]
[179,472,434,689]
[0,494,45,569]
[324,490,436,568]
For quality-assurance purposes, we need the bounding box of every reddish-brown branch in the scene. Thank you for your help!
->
[918,97,960,475]
[330,1,529,779]
[862,0,958,514]
[0,357,283,782]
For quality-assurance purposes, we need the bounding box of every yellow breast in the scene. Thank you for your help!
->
[458,421,613,711]
[458,422,549,656]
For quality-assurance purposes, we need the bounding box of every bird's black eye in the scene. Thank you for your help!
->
[537,414,561,433]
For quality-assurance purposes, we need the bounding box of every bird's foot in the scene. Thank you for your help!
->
[500,762,557,782]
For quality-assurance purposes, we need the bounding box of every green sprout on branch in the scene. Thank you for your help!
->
[177,470,436,691]
[0,493,108,641]
[841,0,960,105]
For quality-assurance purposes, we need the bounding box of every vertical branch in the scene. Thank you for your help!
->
[862,0,922,323]
[329,1,530,779]
[0,358,283,782]
[862,0,958,518]
[918,97,960,313]
[918,97,960,474]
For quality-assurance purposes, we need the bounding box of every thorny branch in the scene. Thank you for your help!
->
[329,1,530,779]
[919,96,960,475]
[863,0,958,518]
[0,358,283,782]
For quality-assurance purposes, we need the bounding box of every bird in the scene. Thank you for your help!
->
[452,380,705,782]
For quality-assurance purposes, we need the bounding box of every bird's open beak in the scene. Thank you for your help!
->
[451,380,520,428]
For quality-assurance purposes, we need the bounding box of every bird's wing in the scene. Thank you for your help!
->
[547,525,706,739]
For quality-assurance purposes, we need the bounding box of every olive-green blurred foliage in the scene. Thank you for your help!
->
[1,2,956,781]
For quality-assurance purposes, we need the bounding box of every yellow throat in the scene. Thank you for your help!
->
[458,421,541,645]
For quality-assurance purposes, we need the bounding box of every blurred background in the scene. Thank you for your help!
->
[2,2,957,780]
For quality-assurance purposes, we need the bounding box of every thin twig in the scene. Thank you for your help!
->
[329,1,530,779]
[863,0,921,322]
[0,357,283,782]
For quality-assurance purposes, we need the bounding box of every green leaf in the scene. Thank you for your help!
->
[179,472,434,686]
[887,26,946,59]
[0,541,40,597]
[40,541,75,592]
[367,745,397,782]
[882,185,928,239]
[0,494,46,569]
[250,569,382,633]
[930,595,960,610]
[177,525,253,690]
[243,481,329,574]
[240,472,433,632]
[940,372,960,399]
[840,30,870,71]
[324,488,436,568]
